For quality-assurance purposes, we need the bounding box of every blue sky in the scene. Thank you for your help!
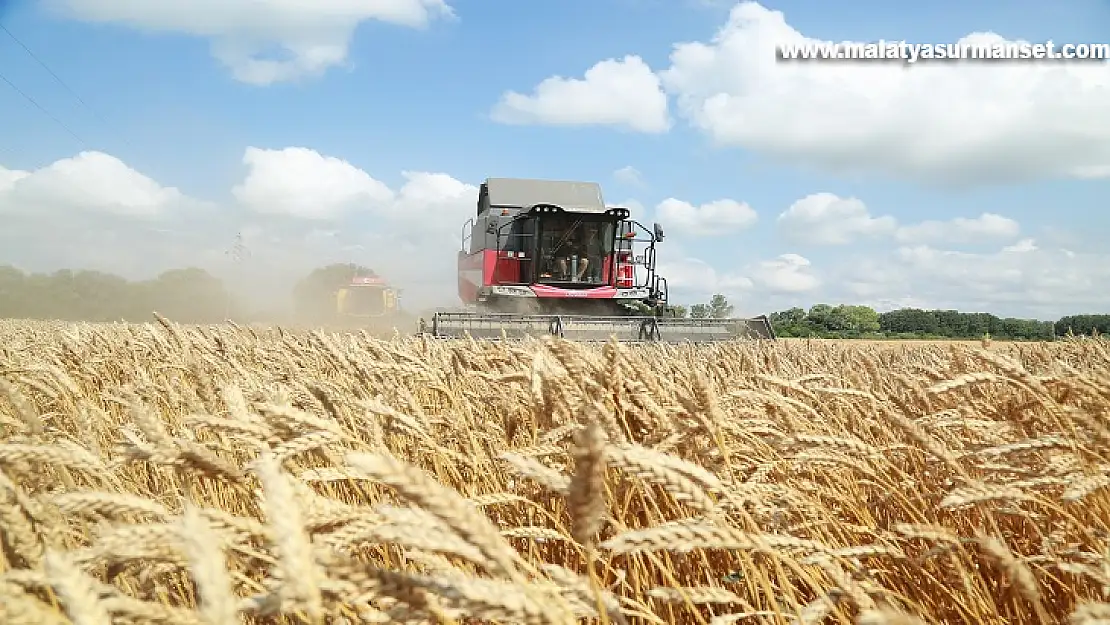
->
[0,0,1107,318]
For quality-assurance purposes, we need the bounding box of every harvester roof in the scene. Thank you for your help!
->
[350,275,386,286]
[484,178,607,213]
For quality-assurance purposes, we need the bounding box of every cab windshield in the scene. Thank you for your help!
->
[537,215,615,284]
[346,286,385,316]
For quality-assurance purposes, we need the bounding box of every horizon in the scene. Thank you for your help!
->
[0,261,1103,326]
[1,0,1108,319]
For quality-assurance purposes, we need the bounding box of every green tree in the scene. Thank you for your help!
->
[688,294,733,319]
[773,307,806,325]
[143,268,232,322]
[879,308,941,335]
[0,267,27,318]
[48,269,132,321]
[1056,315,1110,336]
[806,304,834,330]
[768,307,809,336]
[708,294,734,318]
[0,264,232,323]
[831,305,880,334]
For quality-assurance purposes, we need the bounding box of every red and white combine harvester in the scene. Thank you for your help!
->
[426,177,775,342]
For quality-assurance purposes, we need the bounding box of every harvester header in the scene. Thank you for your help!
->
[425,177,775,343]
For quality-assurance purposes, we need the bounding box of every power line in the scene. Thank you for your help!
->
[0,68,89,148]
[1,25,104,121]
[1,23,130,150]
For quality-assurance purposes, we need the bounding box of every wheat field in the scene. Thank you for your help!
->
[0,317,1108,625]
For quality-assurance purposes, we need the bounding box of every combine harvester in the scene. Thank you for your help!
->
[335,274,401,320]
[425,177,775,343]
[304,273,407,332]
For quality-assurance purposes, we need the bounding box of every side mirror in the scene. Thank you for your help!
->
[653,222,665,241]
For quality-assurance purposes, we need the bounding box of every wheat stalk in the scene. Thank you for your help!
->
[0,318,1106,624]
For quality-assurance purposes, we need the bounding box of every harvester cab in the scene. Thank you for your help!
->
[429,177,775,342]
[335,275,400,319]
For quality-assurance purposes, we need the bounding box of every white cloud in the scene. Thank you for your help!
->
[490,55,671,133]
[387,171,476,231]
[234,147,475,229]
[0,167,29,192]
[777,193,1024,248]
[752,253,819,293]
[655,197,758,236]
[837,241,1110,317]
[662,239,1110,319]
[1003,238,1037,253]
[657,256,753,295]
[658,227,1110,319]
[657,1,1110,184]
[613,166,645,186]
[0,147,479,312]
[233,147,394,220]
[225,147,478,307]
[777,193,895,244]
[48,0,454,84]
[0,151,185,218]
[894,213,1020,244]
[0,152,221,278]
[5,149,1103,320]
[608,198,646,216]
[657,250,818,315]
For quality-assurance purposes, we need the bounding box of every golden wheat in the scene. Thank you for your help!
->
[0,318,1109,624]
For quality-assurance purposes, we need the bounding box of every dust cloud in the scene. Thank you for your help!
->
[0,231,467,333]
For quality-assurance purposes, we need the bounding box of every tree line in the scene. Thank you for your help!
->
[2,266,1107,339]
[0,263,382,324]
[0,266,234,323]
[680,295,1108,340]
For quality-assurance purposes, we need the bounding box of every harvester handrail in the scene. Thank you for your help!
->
[461,217,474,253]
